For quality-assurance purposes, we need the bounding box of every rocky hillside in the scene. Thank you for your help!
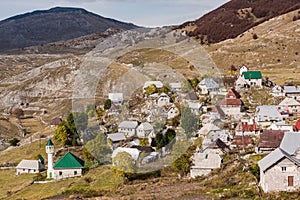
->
[178,0,300,44]
[0,7,138,52]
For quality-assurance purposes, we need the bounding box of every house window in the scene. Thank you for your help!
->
[23,169,25,171]
[288,176,294,186]
[74,171,77,175]
[282,167,286,172]
[59,171,62,176]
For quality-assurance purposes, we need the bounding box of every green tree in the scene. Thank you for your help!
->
[190,78,200,90]
[104,99,112,110]
[145,84,158,95]
[181,106,199,138]
[83,147,95,162]
[161,84,171,94]
[67,113,77,135]
[112,152,136,176]
[155,128,176,149]
[173,154,192,176]
[85,132,112,163]
[181,79,192,93]
[54,123,69,145]
[9,138,20,146]
[73,112,88,132]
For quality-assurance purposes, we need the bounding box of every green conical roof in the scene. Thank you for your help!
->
[53,152,84,169]
[46,139,54,146]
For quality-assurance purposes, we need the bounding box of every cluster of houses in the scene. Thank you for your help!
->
[15,64,300,193]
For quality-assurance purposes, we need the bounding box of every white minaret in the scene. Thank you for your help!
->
[46,139,54,179]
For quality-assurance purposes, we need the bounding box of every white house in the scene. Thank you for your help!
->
[53,152,85,180]
[157,93,170,107]
[239,65,248,76]
[255,105,283,127]
[136,122,154,138]
[270,85,285,97]
[167,105,180,119]
[283,86,300,100]
[118,121,139,137]
[219,88,243,117]
[267,121,294,132]
[197,78,219,95]
[190,150,222,178]
[108,93,124,103]
[16,159,44,175]
[242,71,262,87]
[278,97,300,114]
[258,132,300,192]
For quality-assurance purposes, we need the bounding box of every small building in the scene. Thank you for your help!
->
[53,152,85,180]
[157,93,170,107]
[239,65,248,76]
[190,150,222,178]
[255,105,283,127]
[267,121,293,132]
[198,78,219,95]
[167,105,180,119]
[235,119,260,136]
[118,121,139,137]
[230,135,253,149]
[16,159,44,175]
[255,129,286,153]
[187,101,203,115]
[242,71,262,87]
[270,85,285,97]
[258,132,300,192]
[108,93,124,103]
[136,122,154,138]
[219,88,243,117]
[283,86,300,100]
[107,132,126,149]
[278,97,300,114]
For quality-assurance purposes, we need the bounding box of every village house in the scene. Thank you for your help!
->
[190,149,222,178]
[197,78,219,95]
[267,121,294,132]
[118,120,139,137]
[258,132,300,192]
[239,65,248,76]
[169,82,182,92]
[107,132,126,149]
[108,93,124,104]
[255,129,286,153]
[167,105,180,119]
[278,97,300,114]
[112,147,140,164]
[270,85,285,97]
[255,105,283,127]
[230,135,253,149]
[235,118,260,136]
[242,71,262,87]
[157,93,170,107]
[202,124,230,149]
[283,86,300,100]
[53,152,85,180]
[16,158,45,175]
[136,122,154,138]
[219,88,243,117]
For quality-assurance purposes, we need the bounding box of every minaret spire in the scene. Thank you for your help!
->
[46,139,54,179]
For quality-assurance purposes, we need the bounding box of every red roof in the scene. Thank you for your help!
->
[236,120,260,132]
[296,119,300,131]
[256,130,286,149]
[231,135,253,147]
[220,98,243,106]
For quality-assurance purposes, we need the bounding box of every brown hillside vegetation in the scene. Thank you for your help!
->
[206,9,300,85]
[178,0,300,44]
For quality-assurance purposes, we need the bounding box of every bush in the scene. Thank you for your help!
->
[9,138,20,146]
[252,33,258,40]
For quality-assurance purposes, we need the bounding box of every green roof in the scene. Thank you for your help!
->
[242,71,262,79]
[46,139,54,146]
[54,152,84,169]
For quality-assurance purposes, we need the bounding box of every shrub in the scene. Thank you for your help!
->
[9,138,20,146]
[252,33,258,40]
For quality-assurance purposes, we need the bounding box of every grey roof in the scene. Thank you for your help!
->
[256,105,282,122]
[192,152,222,169]
[258,132,300,172]
[16,160,43,170]
[137,122,154,131]
[279,97,300,106]
[118,121,138,129]
[284,86,300,94]
[107,132,126,142]
[198,78,219,89]
[279,132,300,155]
[112,147,140,161]
[108,93,123,103]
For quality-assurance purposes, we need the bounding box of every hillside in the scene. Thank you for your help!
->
[0,7,138,52]
[205,9,300,85]
[178,0,300,44]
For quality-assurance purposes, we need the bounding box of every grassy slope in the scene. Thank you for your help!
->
[205,9,300,85]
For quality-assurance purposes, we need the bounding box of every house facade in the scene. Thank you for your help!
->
[157,93,170,107]
[198,78,219,95]
[242,71,262,87]
[16,159,44,175]
[258,132,300,192]
[235,118,260,136]
[118,121,139,137]
[278,97,300,114]
[219,89,243,117]
[136,122,154,138]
